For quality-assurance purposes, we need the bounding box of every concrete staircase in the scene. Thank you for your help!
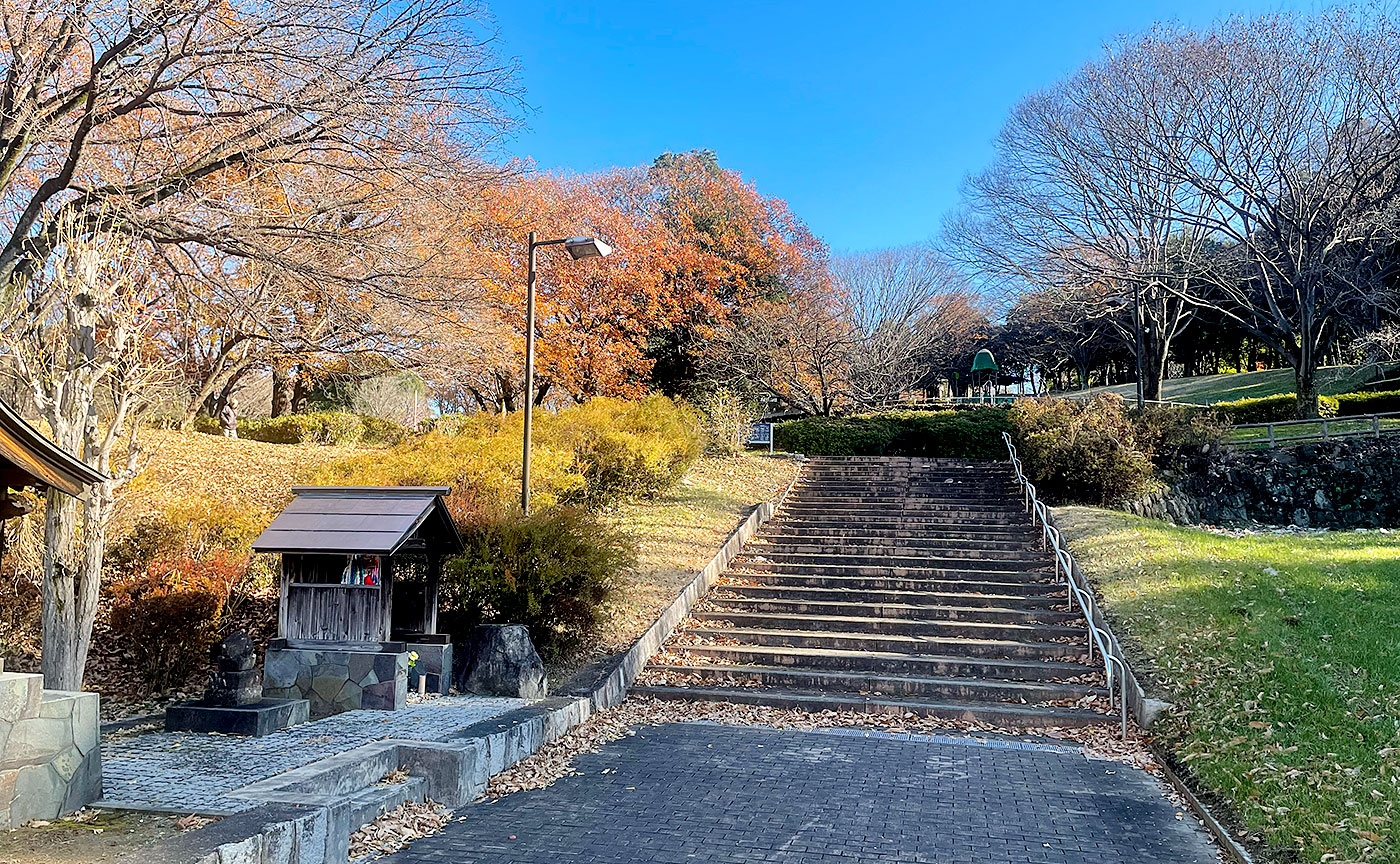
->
[633,456,1109,727]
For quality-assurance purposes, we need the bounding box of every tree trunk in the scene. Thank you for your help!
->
[291,366,310,414]
[271,363,293,417]
[1295,364,1320,419]
[40,490,83,690]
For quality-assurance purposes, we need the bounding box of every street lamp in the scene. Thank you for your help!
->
[521,232,613,514]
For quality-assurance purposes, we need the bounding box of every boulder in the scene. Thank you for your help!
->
[458,625,547,699]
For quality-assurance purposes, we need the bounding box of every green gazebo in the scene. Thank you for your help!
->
[970,349,999,401]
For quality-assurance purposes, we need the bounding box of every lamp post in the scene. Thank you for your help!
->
[522,233,613,514]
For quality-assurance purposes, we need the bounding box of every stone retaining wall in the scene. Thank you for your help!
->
[1128,437,1400,528]
[0,672,101,828]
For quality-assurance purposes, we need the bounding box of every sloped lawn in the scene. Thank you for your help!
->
[1056,507,1400,864]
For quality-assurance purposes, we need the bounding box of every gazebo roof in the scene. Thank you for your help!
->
[971,348,999,373]
[252,486,463,556]
[0,399,105,497]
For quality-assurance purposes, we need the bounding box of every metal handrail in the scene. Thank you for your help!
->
[1001,431,1130,738]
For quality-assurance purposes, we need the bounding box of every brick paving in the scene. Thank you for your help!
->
[388,722,1218,864]
[98,696,522,814]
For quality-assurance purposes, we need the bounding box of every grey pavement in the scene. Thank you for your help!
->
[98,695,522,814]
[387,722,1218,864]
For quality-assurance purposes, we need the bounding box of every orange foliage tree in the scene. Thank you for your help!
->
[433,150,827,411]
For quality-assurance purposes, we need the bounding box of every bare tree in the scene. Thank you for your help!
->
[949,39,1220,404]
[706,284,856,416]
[1108,12,1400,416]
[4,222,166,690]
[834,244,987,408]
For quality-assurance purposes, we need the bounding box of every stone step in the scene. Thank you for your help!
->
[704,596,1080,625]
[729,571,1065,595]
[346,775,429,832]
[687,610,1083,641]
[738,550,1049,571]
[644,664,1103,703]
[681,626,1086,660]
[630,685,1108,727]
[732,559,1055,581]
[769,513,1030,528]
[751,539,1038,559]
[716,582,1068,609]
[781,501,1023,515]
[762,525,1039,543]
[668,643,1092,681]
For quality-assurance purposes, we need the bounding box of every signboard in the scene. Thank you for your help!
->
[744,422,774,454]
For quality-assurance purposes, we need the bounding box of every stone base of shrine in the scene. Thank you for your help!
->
[262,642,408,716]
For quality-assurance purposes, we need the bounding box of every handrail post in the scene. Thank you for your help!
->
[1267,424,1274,447]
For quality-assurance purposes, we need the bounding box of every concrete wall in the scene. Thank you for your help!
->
[264,648,408,716]
[0,672,101,828]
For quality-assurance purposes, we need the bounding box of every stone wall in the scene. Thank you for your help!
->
[263,647,407,716]
[1128,437,1400,528]
[0,672,101,828]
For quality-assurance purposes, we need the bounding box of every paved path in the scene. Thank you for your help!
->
[388,722,1218,864]
[98,696,522,814]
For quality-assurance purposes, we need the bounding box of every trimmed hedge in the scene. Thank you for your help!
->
[1210,393,1339,424]
[774,409,1012,458]
[1335,388,1400,417]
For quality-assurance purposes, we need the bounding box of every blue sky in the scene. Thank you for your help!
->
[490,1,1319,254]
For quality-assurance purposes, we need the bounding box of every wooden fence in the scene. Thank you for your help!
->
[1227,411,1400,448]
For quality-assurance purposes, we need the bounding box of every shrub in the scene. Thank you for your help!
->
[1334,388,1400,417]
[315,396,703,513]
[692,387,759,456]
[108,500,272,580]
[1008,395,1155,505]
[107,552,246,693]
[239,412,367,445]
[359,414,408,445]
[1211,393,1339,424]
[774,408,1012,458]
[544,396,704,504]
[439,508,633,658]
[1132,405,1226,467]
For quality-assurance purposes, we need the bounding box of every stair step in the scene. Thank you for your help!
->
[630,685,1109,727]
[681,626,1086,660]
[704,596,1080,624]
[668,643,1091,681]
[730,572,1064,595]
[645,664,1102,702]
[752,542,1037,560]
[716,583,1068,609]
[763,526,1039,543]
[688,610,1082,640]
[739,550,1048,570]
[733,560,1054,581]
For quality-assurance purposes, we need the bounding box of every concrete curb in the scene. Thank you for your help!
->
[113,461,804,864]
[1149,742,1255,864]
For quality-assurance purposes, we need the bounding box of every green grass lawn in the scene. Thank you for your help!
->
[1081,365,1379,405]
[1056,507,1400,863]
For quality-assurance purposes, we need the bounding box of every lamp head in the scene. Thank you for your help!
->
[564,236,613,260]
